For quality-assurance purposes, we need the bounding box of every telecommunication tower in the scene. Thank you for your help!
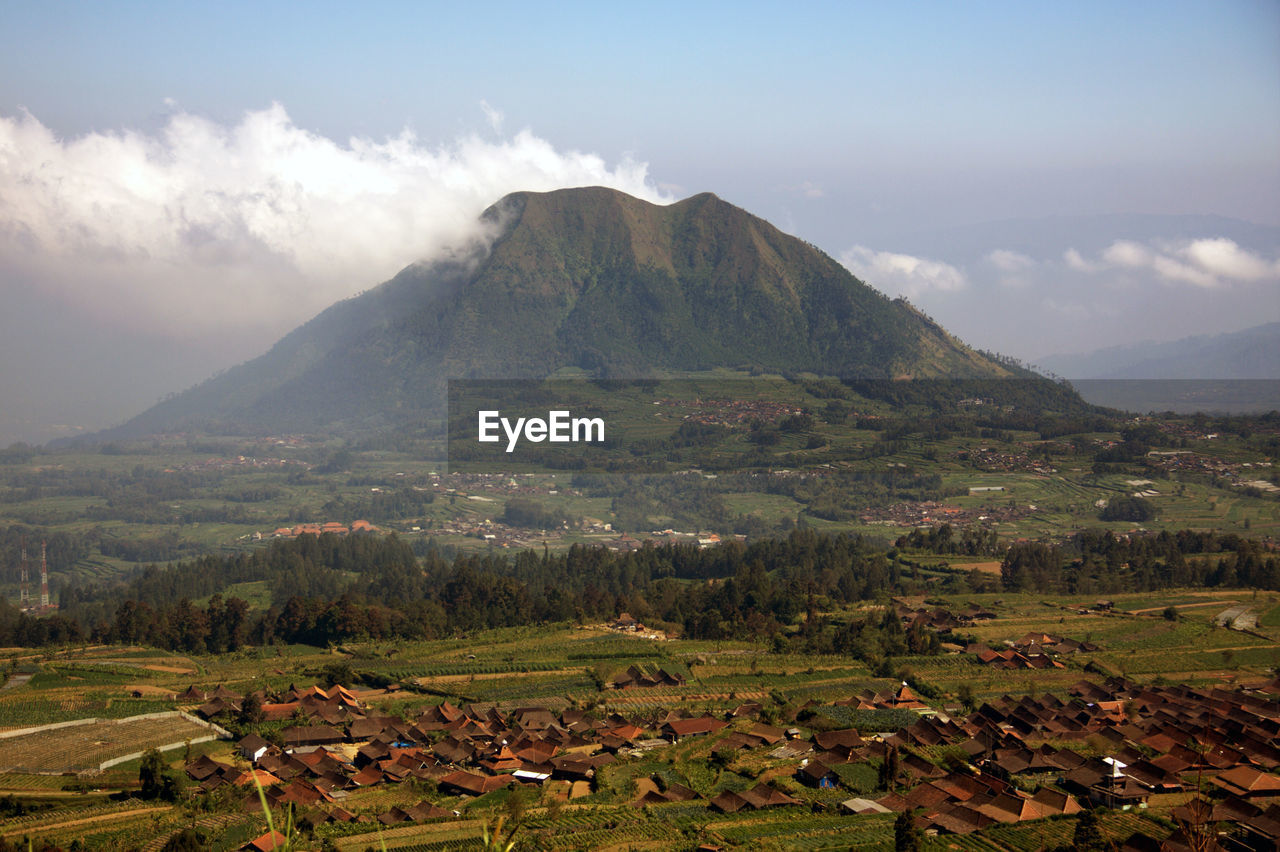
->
[40,540,50,608]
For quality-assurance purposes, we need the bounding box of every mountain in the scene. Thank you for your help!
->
[1039,322,1280,380]
[106,187,1040,437]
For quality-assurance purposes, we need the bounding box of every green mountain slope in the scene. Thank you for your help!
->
[113,187,1032,436]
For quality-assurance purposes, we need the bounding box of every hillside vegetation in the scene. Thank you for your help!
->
[108,188,1028,437]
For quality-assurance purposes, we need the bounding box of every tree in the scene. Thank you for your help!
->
[879,743,901,791]
[160,828,209,852]
[321,660,354,687]
[1073,809,1106,852]
[138,748,180,802]
[139,748,164,799]
[238,692,264,726]
[711,746,736,769]
[504,785,528,828]
[1099,496,1154,523]
[894,810,921,852]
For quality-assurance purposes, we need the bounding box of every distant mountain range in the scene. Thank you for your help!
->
[1039,322,1280,380]
[101,187,1053,438]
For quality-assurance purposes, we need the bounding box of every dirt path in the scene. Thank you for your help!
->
[334,817,485,851]
[1129,600,1238,614]
[417,668,580,686]
[604,690,768,704]
[0,673,32,693]
[958,561,1003,575]
[1,806,169,838]
[123,684,178,697]
[1192,642,1280,653]
[0,789,109,798]
[65,659,196,675]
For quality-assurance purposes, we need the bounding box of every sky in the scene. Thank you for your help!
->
[0,0,1278,443]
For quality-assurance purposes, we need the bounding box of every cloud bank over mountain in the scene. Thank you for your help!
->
[0,103,669,338]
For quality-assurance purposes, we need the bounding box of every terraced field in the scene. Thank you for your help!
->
[0,587,1274,850]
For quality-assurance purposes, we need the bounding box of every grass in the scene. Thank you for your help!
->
[1257,597,1280,628]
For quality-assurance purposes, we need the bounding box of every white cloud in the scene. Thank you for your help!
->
[840,245,967,298]
[799,180,824,199]
[0,103,669,338]
[1101,239,1156,269]
[985,248,1035,273]
[1181,237,1277,281]
[1062,247,1100,273]
[1079,237,1280,289]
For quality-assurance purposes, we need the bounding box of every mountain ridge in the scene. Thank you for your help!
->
[101,187,1038,438]
[1039,322,1280,380]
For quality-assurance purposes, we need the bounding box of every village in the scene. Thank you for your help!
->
[174,666,1280,851]
[2,574,1279,851]
[857,500,1033,529]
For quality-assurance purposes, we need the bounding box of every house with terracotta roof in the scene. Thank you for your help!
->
[612,664,686,689]
[885,682,930,711]
[242,831,288,852]
[230,769,282,788]
[710,782,800,813]
[1213,765,1280,800]
[660,716,729,741]
[283,725,345,748]
[438,770,513,796]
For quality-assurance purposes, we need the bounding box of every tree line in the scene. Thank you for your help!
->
[0,525,1276,651]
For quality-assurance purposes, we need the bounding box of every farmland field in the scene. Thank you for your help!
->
[0,588,1273,849]
[0,713,220,773]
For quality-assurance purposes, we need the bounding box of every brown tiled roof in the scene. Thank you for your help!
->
[231,769,281,787]
[185,754,232,781]
[1214,765,1280,797]
[438,770,511,796]
[904,783,951,810]
[709,791,748,813]
[739,782,800,809]
[662,716,729,738]
[244,830,288,852]
[1030,787,1081,814]
[282,725,344,746]
[925,802,996,835]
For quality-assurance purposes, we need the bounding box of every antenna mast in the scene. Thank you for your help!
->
[40,540,49,608]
